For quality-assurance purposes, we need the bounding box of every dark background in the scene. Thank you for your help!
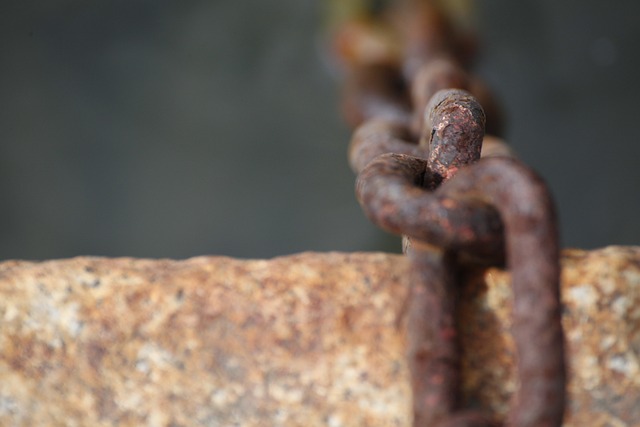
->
[1,0,639,260]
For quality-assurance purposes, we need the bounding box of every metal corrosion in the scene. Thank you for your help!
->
[336,1,567,426]
[355,152,504,263]
[355,93,566,426]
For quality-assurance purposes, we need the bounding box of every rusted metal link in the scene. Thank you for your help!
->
[405,244,461,425]
[410,59,471,136]
[355,97,566,425]
[440,158,565,427]
[356,153,504,263]
[337,2,565,426]
[348,85,486,175]
[345,60,503,149]
[424,89,485,184]
[391,0,467,80]
[407,242,501,427]
[342,64,412,128]
[347,60,505,176]
[355,90,504,263]
[349,120,425,174]
[408,61,504,139]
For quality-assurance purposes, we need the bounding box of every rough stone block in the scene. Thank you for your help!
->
[0,247,638,426]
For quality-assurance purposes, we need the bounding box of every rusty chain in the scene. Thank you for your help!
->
[330,1,566,426]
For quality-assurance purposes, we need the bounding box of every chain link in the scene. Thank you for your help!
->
[331,1,566,425]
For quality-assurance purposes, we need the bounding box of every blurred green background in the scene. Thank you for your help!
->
[1,0,639,260]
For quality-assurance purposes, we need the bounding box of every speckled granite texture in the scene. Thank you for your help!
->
[0,247,639,426]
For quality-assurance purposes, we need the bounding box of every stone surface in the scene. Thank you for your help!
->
[0,247,639,426]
